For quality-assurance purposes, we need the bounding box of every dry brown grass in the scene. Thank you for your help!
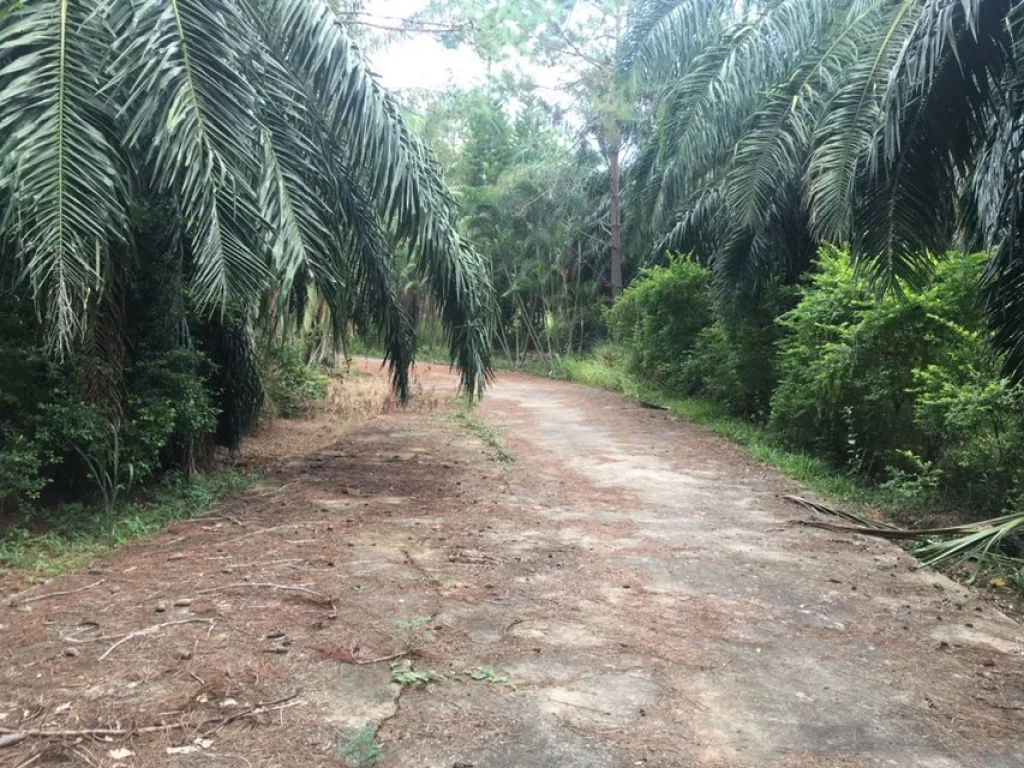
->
[243,370,392,463]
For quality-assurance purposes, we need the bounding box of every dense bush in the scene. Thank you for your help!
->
[770,249,1024,515]
[0,293,218,512]
[605,247,1024,518]
[606,256,713,387]
[682,282,795,419]
[607,256,788,417]
[260,341,331,419]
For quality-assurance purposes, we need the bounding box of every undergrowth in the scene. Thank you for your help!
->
[0,470,255,575]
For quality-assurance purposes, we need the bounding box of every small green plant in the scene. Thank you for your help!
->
[74,422,135,514]
[337,723,383,767]
[260,341,330,418]
[466,666,515,689]
[391,615,431,652]
[390,660,439,688]
[455,403,515,463]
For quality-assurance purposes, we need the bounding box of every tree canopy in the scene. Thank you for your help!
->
[0,0,492,395]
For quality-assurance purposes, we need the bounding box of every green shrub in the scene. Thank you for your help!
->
[260,341,330,418]
[770,248,1024,515]
[126,349,219,474]
[0,293,220,511]
[606,256,790,418]
[682,282,795,419]
[606,255,713,389]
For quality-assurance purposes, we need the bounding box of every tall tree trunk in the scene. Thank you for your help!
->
[608,142,623,300]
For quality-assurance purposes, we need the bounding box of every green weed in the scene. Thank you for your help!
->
[465,666,515,689]
[390,660,440,688]
[455,401,515,463]
[337,723,383,767]
[391,615,431,652]
[0,470,256,574]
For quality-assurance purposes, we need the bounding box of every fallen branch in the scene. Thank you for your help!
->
[8,580,105,608]
[99,619,214,661]
[792,520,931,540]
[787,495,1024,577]
[195,582,332,604]
[203,692,302,734]
[783,495,894,529]
[792,518,1020,540]
[351,651,409,665]
[0,692,303,742]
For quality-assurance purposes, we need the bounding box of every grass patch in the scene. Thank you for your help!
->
[465,665,516,689]
[455,399,515,463]
[551,350,907,517]
[0,470,256,575]
[337,722,383,767]
[390,660,440,688]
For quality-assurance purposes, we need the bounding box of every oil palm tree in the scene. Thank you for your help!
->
[626,0,1024,376]
[0,0,491,400]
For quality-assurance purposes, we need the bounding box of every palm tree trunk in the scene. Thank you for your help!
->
[609,142,623,300]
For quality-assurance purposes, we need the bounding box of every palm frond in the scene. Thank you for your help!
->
[110,0,267,311]
[263,0,492,393]
[851,0,1009,290]
[0,0,126,351]
[621,0,730,84]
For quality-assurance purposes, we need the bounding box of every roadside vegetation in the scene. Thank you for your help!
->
[0,470,254,574]
[552,251,1024,586]
[0,0,490,566]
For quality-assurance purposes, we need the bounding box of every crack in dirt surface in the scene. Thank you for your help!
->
[2,365,1023,767]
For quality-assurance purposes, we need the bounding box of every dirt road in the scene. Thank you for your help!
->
[2,366,1023,767]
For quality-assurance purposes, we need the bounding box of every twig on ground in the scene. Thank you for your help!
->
[195,582,332,604]
[542,695,612,715]
[351,651,409,665]
[179,516,246,527]
[99,619,214,661]
[221,524,311,545]
[1,724,174,738]
[68,745,99,767]
[224,558,305,570]
[0,692,303,742]
[9,580,105,607]
[203,692,302,735]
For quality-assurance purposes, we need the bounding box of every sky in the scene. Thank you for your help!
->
[362,0,573,104]
[364,0,489,92]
